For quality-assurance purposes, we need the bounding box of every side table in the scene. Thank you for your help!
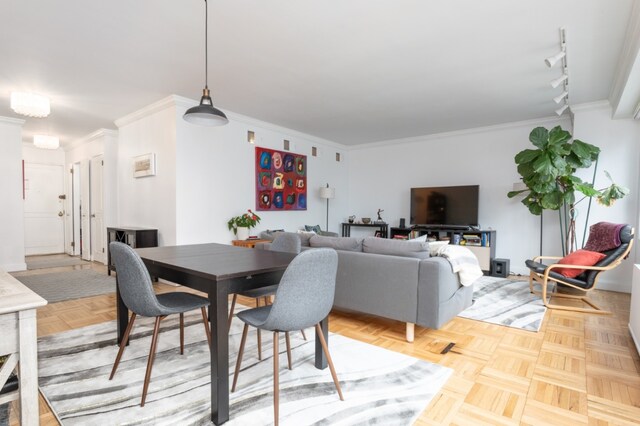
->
[232,239,269,248]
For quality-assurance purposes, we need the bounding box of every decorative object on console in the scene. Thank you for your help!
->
[375,209,385,223]
[348,215,355,223]
[132,153,156,178]
[182,0,228,126]
[228,210,261,240]
[256,147,307,211]
[508,126,629,256]
[361,217,371,224]
[319,183,335,231]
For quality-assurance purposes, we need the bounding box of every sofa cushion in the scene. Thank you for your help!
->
[363,237,430,259]
[309,235,363,252]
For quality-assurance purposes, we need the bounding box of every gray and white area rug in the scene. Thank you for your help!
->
[38,312,452,425]
[15,269,115,303]
[26,256,89,270]
[458,276,547,332]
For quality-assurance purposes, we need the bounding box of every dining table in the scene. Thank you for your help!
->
[114,243,329,425]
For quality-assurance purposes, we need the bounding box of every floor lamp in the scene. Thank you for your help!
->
[319,183,335,232]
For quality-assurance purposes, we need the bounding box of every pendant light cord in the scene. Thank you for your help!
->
[204,0,208,89]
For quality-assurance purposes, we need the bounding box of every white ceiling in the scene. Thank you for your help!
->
[0,0,635,146]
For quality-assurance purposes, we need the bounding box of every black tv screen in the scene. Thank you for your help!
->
[410,185,479,226]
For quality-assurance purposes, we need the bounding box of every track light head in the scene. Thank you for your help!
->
[550,73,568,88]
[553,91,569,104]
[545,48,566,68]
[555,103,569,116]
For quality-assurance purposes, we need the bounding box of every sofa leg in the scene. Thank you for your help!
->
[406,323,415,343]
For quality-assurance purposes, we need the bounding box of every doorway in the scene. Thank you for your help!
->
[90,155,105,263]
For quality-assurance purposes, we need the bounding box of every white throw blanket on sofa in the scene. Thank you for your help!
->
[433,244,483,286]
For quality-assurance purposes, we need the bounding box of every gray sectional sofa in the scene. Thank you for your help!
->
[256,232,473,342]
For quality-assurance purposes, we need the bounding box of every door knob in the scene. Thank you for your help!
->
[91,214,96,218]
[58,211,64,217]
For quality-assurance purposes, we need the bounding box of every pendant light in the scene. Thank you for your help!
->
[183,0,228,126]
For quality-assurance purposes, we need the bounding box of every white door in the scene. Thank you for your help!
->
[90,155,105,263]
[24,163,65,255]
[80,160,91,261]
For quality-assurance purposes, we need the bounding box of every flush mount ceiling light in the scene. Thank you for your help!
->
[33,135,59,150]
[10,92,50,118]
[183,0,228,126]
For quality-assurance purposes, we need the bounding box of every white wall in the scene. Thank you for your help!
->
[115,99,178,246]
[348,116,572,276]
[0,117,26,271]
[174,97,349,244]
[572,102,640,292]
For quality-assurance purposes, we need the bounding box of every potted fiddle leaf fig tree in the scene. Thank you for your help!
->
[507,126,629,255]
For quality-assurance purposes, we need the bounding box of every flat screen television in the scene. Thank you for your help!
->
[410,185,479,227]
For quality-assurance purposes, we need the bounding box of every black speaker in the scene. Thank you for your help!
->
[491,258,510,278]
[399,218,406,228]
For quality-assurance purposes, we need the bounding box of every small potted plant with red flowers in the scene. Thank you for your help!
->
[227,209,261,240]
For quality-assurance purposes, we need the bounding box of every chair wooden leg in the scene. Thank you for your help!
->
[256,298,262,361]
[300,328,307,340]
[273,331,280,426]
[201,307,212,349]
[141,316,162,407]
[285,332,292,370]
[109,313,137,380]
[315,323,344,401]
[228,294,237,333]
[179,313,184,355]
[232,323,249,392]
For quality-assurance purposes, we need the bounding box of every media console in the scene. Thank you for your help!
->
[390,225,496,274]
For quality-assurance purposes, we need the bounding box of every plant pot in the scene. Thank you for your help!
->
[236,227,250,241]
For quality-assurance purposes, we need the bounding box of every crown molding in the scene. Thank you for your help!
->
[173,95,347,150]
[347,115,569,151]
[114,95,180,128]
[0,116,26,126]
[569,100,611,113]
[64,128,119,151]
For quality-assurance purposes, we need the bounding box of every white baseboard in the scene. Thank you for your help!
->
[1,262,27,272]
[628,323,640,357]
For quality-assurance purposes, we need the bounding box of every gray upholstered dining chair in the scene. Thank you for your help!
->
[228,233,304,362]
[231,248,344,425]
[108,242,212,407]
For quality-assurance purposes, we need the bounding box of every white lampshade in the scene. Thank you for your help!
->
[33,135,59,150]
[11,92,50,118]
[319,186,335,199]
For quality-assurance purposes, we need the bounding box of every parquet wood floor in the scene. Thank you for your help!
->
[8,255,640,425]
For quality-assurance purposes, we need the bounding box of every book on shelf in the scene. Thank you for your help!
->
[393,235,409,240]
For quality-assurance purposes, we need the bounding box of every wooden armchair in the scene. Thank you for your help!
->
[525,225,634,314]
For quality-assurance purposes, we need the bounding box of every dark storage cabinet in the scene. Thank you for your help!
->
[107,227,158,275]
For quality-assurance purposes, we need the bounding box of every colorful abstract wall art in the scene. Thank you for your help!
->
[255,147,307,211]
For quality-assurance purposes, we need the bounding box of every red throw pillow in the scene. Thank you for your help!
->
[555,249,606,278]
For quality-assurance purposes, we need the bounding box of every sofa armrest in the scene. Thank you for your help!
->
[417,256,473,329]
[333,250,419,323]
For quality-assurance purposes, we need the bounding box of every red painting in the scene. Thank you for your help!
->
[255,147,307,211]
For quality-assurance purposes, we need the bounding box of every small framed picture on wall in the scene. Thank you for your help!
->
[133,153,156,178]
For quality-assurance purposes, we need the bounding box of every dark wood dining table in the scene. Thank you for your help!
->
[114,243,329,425]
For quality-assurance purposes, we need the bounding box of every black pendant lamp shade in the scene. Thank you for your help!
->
[183,0,228,126]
